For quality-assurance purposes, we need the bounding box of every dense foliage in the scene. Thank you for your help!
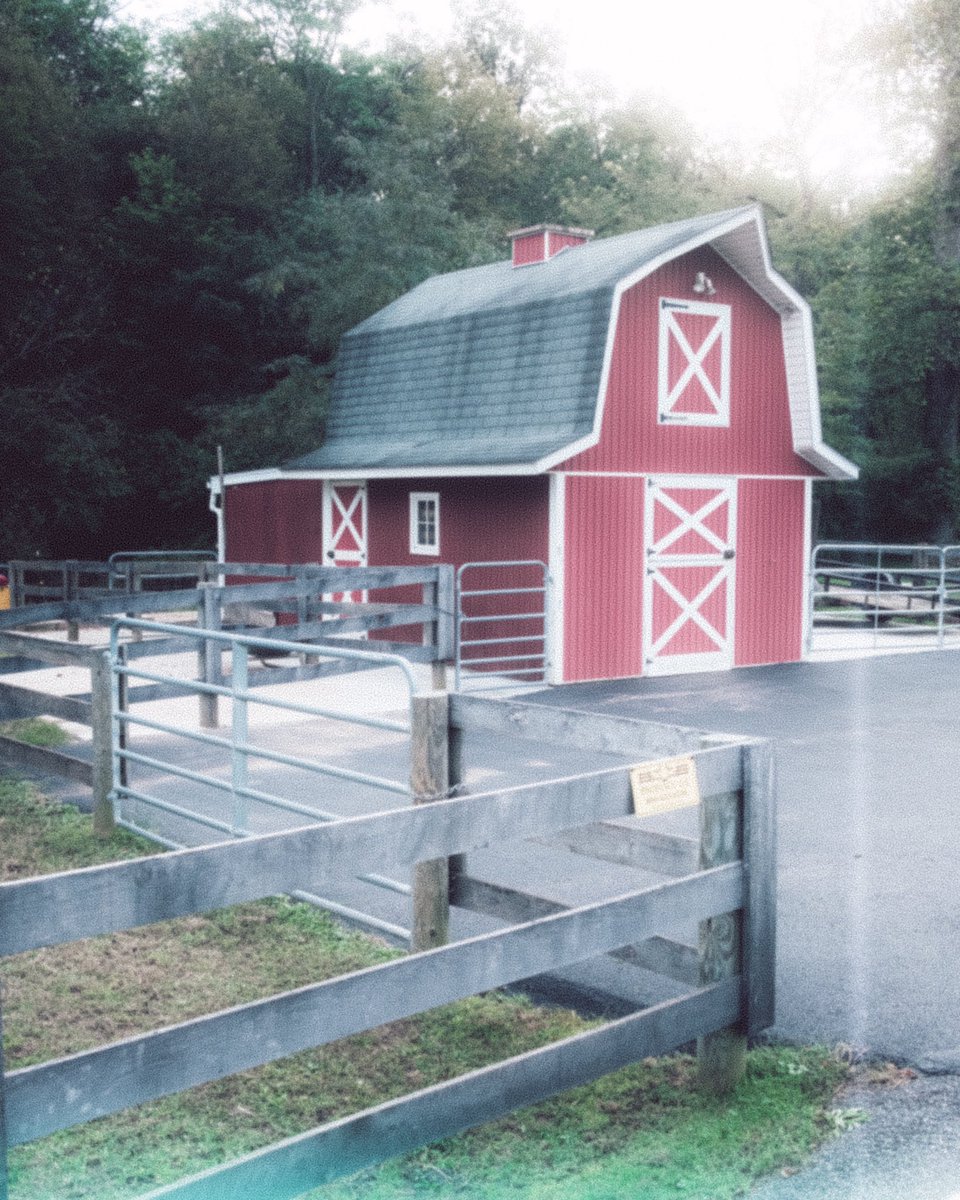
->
[4,0,960,556]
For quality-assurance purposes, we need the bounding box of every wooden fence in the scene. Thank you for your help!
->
[0,563,455,814]
[0,692,775,1200]
[3,560,455,657]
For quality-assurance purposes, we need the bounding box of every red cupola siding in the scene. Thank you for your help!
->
[509,223,594,266]
[214,206,856,683]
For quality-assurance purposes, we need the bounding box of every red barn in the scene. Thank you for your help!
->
[214,206,856,682]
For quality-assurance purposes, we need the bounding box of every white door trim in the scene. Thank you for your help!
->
[643,475,737,676]
[322,480,368,608]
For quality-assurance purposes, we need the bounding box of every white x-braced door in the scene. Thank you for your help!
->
[643,477,737,676]
[322,481,368,606]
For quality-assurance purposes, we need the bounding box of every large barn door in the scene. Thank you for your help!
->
[322,481,368,605]
[643,477,736,676]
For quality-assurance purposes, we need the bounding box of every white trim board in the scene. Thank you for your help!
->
[547,472,566,684]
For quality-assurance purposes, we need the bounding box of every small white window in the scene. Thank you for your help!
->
[657,297,731,427]
[409,492,440,555]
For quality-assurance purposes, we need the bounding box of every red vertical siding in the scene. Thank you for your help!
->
[547,231,588,256]
[225,480,324,563]
[563,475,645,682]
[367,476,550,653]
[561,246,820,477]
[512,232,547,266]
[367,477,548,567]
[734,478,806,665]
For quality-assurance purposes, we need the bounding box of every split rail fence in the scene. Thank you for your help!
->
[4,560,454,659]
[0,679,775,1200]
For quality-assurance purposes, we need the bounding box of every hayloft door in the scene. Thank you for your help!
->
[642,477,736,675]
[322,481,368,605]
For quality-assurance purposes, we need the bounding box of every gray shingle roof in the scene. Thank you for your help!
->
[284,207,756,472]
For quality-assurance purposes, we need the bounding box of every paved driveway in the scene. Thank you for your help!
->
[523,649,960,1068]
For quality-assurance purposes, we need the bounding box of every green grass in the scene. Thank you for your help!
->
[316,1045,850,1200]
[0,717,71,748]
[0,781,851,1200]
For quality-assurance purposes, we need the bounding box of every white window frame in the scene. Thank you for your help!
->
[657,297,731,427]
[409,491,440,555]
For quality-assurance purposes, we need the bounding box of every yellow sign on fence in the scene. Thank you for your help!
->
[630,755,700,816]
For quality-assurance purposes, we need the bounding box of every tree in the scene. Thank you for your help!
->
[864,0,960,540]
[0,0,149,558]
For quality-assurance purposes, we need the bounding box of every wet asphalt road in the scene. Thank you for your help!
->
[524,650,960,1068]
[522,652,960,1200]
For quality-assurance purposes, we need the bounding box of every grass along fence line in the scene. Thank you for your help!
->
[0,689,780,1199]
[0,776,855,1200]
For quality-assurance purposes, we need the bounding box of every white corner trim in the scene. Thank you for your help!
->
[801,476,813,657]
[547,472,566,684]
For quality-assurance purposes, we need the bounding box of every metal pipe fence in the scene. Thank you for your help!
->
[455,560,549,691]
[108,618,423,937]
[808,542,960,654]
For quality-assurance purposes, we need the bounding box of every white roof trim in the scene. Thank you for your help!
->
[212,462,547,488]
[544,204,855,481]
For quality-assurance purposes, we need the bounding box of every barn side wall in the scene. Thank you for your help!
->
[562,474,646,683]
[367,476,550,656]
[224,479,324,563]
[734,477,807,666]
[366,477,549,568]
[559,245,822,478]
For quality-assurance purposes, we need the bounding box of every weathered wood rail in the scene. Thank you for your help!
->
[0,563,455,813]
[0,692,775,1200]
[3,560,455,657]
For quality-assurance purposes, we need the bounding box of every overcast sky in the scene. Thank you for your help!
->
[116,0,906,197]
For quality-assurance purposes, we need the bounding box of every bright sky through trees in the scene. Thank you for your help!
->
[117,0,906,196]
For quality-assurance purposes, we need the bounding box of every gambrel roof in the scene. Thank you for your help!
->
[266,206,855,481]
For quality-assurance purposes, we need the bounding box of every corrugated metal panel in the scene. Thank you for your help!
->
[734,478,806,665]
[563,475,645,682]
[562,245,820,477]
[225,480,324,563]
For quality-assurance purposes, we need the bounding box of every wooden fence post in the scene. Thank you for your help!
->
[743,740,776,1037]
[410,691,450,952]
[436,564,456,665]
[90,650,115,838]
[0,976,8,1200]
[696,770,746,1094]
[65,561,80,642]
[197,583,221,729]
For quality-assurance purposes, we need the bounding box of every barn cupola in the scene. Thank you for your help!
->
[508,223,594,267]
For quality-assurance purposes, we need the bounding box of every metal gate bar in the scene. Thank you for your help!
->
[809,543,960,654]
[107,618,419,934]
[455,560,549,691]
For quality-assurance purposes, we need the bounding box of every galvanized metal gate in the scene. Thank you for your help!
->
[808,542,960,654]
[455,560,549,691]
[108,617,419,940]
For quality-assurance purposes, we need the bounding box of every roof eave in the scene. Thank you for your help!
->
[214,460,552,487]
[795,442,859,480]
